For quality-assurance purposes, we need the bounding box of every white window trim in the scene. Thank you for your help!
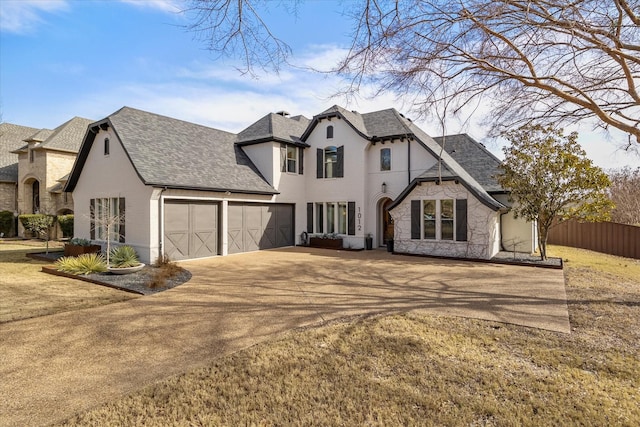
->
[421,198,457,241]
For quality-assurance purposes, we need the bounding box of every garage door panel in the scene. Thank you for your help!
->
[164,201,219,260]
[276,204,293,247]
[228,203,294,254]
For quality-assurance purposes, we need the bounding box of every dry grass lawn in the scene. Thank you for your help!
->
[0,243,136,323]
[59,246,640,426]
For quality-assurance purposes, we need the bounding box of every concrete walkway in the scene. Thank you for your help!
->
[0,248,569,426]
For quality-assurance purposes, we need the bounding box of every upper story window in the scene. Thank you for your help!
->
[324,146,337,178]
[29,149,34,163]
[104,138,110,156]
[317,145,344,178]
[380,148,391,171]
[327,125,334,139]
[280,143,303,174]
[286,145,296,172]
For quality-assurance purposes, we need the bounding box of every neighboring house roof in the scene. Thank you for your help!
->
[0,122,40,183]
[434,134,504,193]
[12,117,92,155]
[66,107,276,195]
[237,112,310,147]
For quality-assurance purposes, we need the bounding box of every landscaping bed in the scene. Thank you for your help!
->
[42,263,192,296]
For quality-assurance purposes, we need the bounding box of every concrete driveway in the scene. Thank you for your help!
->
[0,247,569,427]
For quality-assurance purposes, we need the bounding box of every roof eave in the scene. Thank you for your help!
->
[151,183,278,196]
[389,176,506,212]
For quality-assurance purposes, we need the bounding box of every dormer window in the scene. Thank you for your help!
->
[327,125,334,139]
[104,138,110,156]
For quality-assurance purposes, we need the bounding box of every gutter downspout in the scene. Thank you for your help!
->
[158,187,167,261]
[407,137,411,186]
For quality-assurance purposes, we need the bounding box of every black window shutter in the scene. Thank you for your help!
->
[307,203,313,233]
[318,204,323,233]
[347,202,356,235]
[90,199,95,240]
[411,200,421,239]
[280,144,287,172]
[298,148,304,175]
[456,199,467,241]
[316,148,323,178]
[336,145,344,178]
[119,197,126,243]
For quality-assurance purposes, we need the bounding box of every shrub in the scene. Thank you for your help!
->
[0,211,14,237]
[109,245,140,268]
[19,214,54,237]
[55,253,107,275]
[68,237,92,246]
[57,214,74,238]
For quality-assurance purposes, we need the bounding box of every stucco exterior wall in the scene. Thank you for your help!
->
[492,193,537,253]
[392,181,501,259]
[73,129,154,262]
[304,119,368,248]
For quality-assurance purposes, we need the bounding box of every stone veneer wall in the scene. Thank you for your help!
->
[0,183,16,212]
[391,181,500,259]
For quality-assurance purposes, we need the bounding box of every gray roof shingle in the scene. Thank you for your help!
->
[39,117,93,152]
[433,134,504,193]
[69,107,276,194]
[237,112,310,146]
[0,123,40,182]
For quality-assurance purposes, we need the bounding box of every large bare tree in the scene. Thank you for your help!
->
[184,0,640,146]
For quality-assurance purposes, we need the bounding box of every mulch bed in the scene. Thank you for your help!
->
[32,252,192,295]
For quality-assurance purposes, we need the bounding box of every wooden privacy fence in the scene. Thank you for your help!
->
[548,220,640,260]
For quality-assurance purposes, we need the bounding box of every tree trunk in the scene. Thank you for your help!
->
[537,223,548,261]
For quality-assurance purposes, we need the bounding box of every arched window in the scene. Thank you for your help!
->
[32,181,40,213]
[326,125,334,139]
[104,138,110,155]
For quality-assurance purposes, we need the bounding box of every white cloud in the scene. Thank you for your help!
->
[0,0,68,34]
[118,0,181,14]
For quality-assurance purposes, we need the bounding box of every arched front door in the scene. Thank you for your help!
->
[381,198,394,246]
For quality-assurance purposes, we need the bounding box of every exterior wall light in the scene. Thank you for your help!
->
[381,182,387,193]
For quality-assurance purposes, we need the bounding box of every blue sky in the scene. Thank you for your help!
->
[1,0,638,170]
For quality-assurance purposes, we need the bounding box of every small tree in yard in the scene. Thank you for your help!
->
[19,214,55,254]
[497,125,613,260]
[91,200,125,267]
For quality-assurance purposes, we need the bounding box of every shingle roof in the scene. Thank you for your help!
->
[433,134,504,193]
[0,123,40,182]
[38,117,94,153]
[66,107,276,194]
[361,109,413,138]
[237,112,310,146]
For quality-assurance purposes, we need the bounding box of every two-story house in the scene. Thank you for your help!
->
[11,116,94,237]
[65,106,535,264]
[0,123,40,216]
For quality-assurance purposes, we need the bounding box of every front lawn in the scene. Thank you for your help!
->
[60,246,640,426]
[0,245,136,323]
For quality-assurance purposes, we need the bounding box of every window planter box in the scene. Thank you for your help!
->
[64,244,101,257]
[309,237,343,249]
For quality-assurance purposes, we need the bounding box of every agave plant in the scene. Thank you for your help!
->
[55,253,107,275]
[109,245,140,268]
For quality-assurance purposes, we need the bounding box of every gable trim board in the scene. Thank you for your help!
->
[68,105,533,263]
